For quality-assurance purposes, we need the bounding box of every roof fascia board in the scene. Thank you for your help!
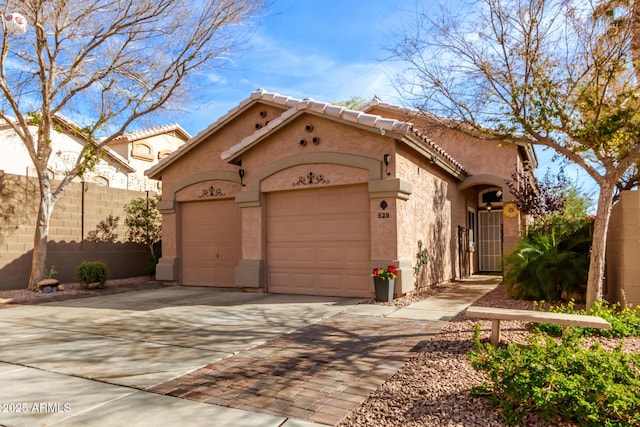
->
[401,134,467,181]
[146,98,291,179]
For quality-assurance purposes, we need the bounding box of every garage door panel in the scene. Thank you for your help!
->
[267,185,371,297]
[180,200,240,287]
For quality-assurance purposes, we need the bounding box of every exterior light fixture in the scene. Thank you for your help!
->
[238,168,245,187]
[485,201,493,211]
[383,154,391,176]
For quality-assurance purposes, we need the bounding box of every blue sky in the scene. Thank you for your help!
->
[179,0,414,136]
[174,0,597,203]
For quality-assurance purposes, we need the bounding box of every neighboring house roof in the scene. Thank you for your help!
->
[109,123,191,143]
[362,98,539,168]
[147,89,469,180]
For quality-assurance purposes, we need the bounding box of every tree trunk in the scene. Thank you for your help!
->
[585,180,616,308]
[28,185,55,290]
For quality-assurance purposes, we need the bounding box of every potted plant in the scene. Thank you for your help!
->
[371,265,398,302]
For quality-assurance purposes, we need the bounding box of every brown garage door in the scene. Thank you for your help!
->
[180,199,240,286]
[266,184,371,297]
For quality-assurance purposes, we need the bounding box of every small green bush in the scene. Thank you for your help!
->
[76,261,109,288]
[534,300,640,338]
[469,325,640,426]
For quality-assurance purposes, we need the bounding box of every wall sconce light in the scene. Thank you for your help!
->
[383,154,391,176]
[485,201,493,211]
[239,168,246,187]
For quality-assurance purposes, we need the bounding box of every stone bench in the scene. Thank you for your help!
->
[465,306,612,346]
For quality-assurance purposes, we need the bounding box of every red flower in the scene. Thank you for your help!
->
[371,265,398,279]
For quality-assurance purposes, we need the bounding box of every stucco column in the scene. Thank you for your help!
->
[369,178,413,296]
[235,191,265,288]
[155,199,178,281]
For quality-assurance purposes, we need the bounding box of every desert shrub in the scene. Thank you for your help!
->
[76,261,109,288]
[504,220,592,301]
[534,300,640,338]
[469,325,640,426]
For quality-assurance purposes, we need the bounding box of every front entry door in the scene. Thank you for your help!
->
[478,210,503,272]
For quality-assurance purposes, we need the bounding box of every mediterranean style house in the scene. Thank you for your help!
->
[107,124,191,191]
[146,89,537,298]
[0,116,189,191]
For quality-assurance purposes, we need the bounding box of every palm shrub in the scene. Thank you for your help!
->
[505,221,591,301]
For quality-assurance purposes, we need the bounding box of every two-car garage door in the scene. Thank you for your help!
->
[266,184,371,297]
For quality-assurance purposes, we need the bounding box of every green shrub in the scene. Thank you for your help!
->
[469,325,640,426]
[534,300,640,338]
[76,261,109,288]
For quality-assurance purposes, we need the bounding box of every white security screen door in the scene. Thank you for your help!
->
[478,210,503,271]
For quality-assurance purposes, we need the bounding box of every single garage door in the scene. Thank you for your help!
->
[180,199,240,286]
[266,184,371,297]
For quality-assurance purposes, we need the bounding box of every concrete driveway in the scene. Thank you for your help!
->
[0,286,360,427]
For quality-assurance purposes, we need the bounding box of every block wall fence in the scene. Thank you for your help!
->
[0,171,151,290]
[606,189,640,306]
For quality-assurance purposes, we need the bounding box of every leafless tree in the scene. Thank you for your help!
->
[391,0,640,307]
[0,0,265,289]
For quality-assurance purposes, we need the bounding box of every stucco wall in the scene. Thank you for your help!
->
[0,171,151,290]
[395,144,462,289]
[606,190,640,305]
[0,126,129,189]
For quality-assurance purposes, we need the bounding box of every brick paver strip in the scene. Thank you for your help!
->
[149,313,436,425]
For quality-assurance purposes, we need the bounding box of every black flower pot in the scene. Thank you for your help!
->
[373,277,395,302]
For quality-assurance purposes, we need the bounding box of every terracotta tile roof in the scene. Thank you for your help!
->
[148,89,470,179]
[222,92,469,177]
[146,89,299,178]
[112,123,191,142]
[362,98,538,168]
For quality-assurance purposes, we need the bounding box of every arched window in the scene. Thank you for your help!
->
[131,142,154,161]
[157,150,171,160]
[92,176,109,187]
[479,188,503,210]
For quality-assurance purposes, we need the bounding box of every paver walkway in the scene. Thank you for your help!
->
[150,314,445,425]
[149,276,500,425]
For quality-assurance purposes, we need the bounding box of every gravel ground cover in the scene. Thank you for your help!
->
[340,284,640,427]
[0,276,160,307]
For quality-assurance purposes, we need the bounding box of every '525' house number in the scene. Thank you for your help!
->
[378,200,390,219]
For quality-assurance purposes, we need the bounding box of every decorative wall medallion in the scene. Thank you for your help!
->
[293,172,330,186]
[199,186,226,198]
[503,203,519,218]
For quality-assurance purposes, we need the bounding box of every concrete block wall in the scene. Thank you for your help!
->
[0,171,152,290]
[606,190,640,306]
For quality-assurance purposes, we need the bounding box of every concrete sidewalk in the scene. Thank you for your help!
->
[0,276,500,427]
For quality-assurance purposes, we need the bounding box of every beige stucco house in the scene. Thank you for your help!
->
[0,117,189,191]
[146,89,537,298]
[0,116,134,188]
[107,124,190,191]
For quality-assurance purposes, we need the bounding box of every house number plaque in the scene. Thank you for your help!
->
[378,200,390,219]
